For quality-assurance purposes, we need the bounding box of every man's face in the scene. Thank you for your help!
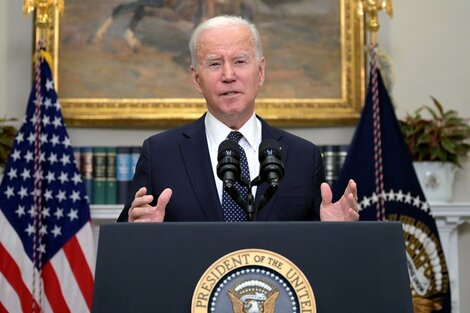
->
[191,25,265,129]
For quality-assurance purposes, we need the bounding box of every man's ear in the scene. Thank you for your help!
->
[258,57,266,87]
[191,66,203,94]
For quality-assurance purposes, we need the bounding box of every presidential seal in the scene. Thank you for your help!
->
[389,213,449,311]
[357,184,451,312]
[192,249,316,313]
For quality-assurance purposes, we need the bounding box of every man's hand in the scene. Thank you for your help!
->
[320,179,359,221]
[128,187,172,222]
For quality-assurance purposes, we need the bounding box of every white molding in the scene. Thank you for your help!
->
[90,205,121,253]
[430,202,470,313]
[90,204,122,222]
[430,202,470,221]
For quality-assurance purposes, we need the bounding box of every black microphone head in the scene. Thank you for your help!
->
[217,140,241,183]
[218,140,240,161]
[258,139,284,184]
[258,139,282,161]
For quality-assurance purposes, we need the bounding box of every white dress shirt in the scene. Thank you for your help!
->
[205,112,262,203]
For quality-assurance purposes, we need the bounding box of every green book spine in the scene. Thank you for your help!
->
[92,147,107,204]
[105,147,117,204]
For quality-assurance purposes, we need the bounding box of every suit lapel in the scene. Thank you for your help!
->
[179,116,224,221]
[255,118,288,220]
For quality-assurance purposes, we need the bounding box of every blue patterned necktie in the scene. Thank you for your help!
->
[222,131,249,221]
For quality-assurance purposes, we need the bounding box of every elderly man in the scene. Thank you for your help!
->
[117,15,359,223]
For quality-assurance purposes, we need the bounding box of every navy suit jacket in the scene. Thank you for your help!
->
[117,115,325,222]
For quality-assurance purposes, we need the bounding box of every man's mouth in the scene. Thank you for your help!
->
[220,91,239,96]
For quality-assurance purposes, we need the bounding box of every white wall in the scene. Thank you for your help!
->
[1,0,469,311]
[378,2,470,308]
[0,0,32,123]
[0,0,5,111]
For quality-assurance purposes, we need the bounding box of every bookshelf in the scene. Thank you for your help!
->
[89,202,470,313]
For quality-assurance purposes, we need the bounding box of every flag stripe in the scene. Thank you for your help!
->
[63,233,94,310]
[0,211,40,306]
[0,300,8,313]
[75,222,96,278]
[49,246,90,313]
[42,262,71,313]
[0,244,38,312]
[0,272,23,313]
[1,209,62,313]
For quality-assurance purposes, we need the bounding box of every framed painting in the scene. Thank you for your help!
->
[40,0,365,128]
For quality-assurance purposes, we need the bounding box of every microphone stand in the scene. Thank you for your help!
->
[222,176,281,221]
[255,181,279,213]
[245,179,256,221]
[248,176,279,220]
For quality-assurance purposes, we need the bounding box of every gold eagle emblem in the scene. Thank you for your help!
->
[227,279,279,313]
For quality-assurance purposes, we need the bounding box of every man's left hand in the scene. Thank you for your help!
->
[320,179,359,221]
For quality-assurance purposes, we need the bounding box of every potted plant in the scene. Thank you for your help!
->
[399,97,470,202]
[0,117,17,182]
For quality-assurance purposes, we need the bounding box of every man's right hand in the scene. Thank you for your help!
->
[128,187,172,222]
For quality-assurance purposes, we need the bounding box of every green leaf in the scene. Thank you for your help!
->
[398,96,470,166]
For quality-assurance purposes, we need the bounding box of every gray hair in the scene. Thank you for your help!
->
[189,15,263,68]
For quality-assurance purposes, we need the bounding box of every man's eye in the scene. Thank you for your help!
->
[235,60,246,64]
[209,62,220,67]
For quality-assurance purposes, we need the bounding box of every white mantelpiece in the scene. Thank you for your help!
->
[89,203,470,312]
[429,202,470,313]
[90,205,122,252]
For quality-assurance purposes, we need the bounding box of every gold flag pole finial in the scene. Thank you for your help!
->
[24,0,64,74]
[23,0,64,29]
[357,0,393,45]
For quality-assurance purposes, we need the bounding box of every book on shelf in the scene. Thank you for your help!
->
[319,144,349,190]
[105,147,117,205]
[336,145,349,182]
[80,146,93,204]
[116,147,132,205]
[130,146,141,179]
[74,145,141,205]
[92,147,107,205]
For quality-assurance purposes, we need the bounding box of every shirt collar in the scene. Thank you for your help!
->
[205,111,260,151]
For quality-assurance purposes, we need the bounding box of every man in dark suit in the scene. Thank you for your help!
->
[117,15,359,223]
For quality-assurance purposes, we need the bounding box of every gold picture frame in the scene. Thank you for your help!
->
[39,0,365,128]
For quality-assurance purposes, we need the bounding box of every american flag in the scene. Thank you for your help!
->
[0,51,95,312]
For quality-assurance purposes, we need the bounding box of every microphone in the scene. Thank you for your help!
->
[216,140,241,188]
[256,139,284,211]
[216,140,249,216]
[258,139,284,187]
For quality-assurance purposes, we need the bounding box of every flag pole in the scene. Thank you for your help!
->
[23,2,64,312]
[357,0,393,220]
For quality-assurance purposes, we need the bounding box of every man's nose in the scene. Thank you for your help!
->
[222,63,235,82]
